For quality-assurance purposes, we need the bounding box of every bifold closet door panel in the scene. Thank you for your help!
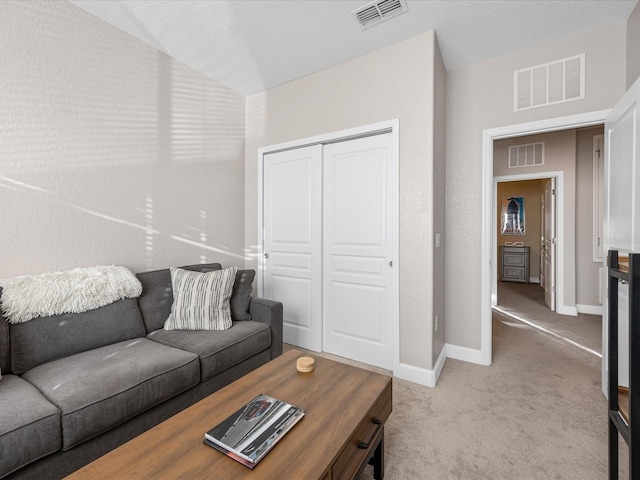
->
[322,133,394,370]
[263,145,323,352]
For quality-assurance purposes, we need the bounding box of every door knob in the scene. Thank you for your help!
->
[264,253,269,259]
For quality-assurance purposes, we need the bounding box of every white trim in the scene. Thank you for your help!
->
[557,305,579,316]
[494,171,566,316]
[257,119,401,377]
[481,110,611,368]
[529,277,540,283]
[593,134,605,262]
[446,343,486,365]
[397,345,447,388]
[576,304,603,315]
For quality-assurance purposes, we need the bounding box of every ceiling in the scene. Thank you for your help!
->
[69,0,637,96]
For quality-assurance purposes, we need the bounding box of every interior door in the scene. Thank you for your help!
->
[263,145,323,352]
[322,134,394,370]
[542,178,556,311]
[540,193,545,291]
[603,76,640,393]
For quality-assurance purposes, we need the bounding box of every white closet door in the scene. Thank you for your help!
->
[263,145,323,352]
[322,134,394,369]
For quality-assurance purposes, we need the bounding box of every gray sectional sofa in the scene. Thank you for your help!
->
[0,263,283,479]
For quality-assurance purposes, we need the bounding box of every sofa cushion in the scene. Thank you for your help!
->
[164,266,237,331]
[137,263,222,333]
[148,320,271,382]
[10,298,146,375]
[22,338,199,451]
[231,269,255,321]
[0,374,61,478]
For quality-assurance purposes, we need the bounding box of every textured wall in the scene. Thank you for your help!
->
[575,126,604,308]
[0,1,245,278]
[494,129,577,311]
[432,36,447,367]
[627,1,640,90]
[245,32,439,370]
[446,24,626,350]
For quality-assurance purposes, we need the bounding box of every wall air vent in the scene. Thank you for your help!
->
[514,54,585,112]
[353,0,408,29]
[508,142,544,168]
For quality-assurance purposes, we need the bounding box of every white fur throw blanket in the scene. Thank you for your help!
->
[0,266,142,323]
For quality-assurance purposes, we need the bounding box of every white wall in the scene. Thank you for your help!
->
[245,32,442,371]
[446,24,626,351]
[0,1,246,278]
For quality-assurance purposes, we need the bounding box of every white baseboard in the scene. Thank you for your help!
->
[446,343,488,365]
[529,277,540,284]
[576,304,603,315]
[557,305,579,316]
[396,345,448,388]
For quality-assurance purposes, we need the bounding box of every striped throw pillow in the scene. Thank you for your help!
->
[163,266,238,331]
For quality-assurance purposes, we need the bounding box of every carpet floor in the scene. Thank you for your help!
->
[290,282,627,479]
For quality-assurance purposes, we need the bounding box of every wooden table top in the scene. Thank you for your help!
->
[65,349,392,480]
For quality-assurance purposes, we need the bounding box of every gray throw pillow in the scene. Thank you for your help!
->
[231,269,255,321]
[164,266,237,331]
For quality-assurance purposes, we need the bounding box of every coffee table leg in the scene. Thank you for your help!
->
[370,428,385,480]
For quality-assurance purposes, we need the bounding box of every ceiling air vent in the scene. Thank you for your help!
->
[353,0,408,29]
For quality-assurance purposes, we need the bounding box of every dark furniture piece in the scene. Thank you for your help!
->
[608,250,640,479]
[500,245,530,283]
[66,348,392,480]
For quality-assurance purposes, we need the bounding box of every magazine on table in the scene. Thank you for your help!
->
[203,393,305,468]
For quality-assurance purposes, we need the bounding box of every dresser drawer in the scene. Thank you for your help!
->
[504,266,526,281]
[503,253,526,266]
[332,382,392,480]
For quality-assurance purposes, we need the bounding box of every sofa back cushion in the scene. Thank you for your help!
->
[0,288,10,374]
[10,298,146,375]
[136,263,222,333]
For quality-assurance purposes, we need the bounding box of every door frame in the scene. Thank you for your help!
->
[257,119,400,374]
[481,110,610,366]
[494,172,562,311]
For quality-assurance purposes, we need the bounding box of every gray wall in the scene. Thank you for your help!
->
[432,36,447,367]
[0,1,246,278]
[627,1,640,90]
[576,126,604,309]
[495,130,577,310]
[245,32,443,371]
[494,127,604,310]
[446,24,626,351]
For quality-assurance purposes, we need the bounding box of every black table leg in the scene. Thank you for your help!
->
[368,428,385,480]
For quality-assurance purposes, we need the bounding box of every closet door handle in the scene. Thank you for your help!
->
[264,252,269,259]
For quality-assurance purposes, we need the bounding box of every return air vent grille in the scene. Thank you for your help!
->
[514,54,585,111]
[353,0,408,29]
[508,142,544,168]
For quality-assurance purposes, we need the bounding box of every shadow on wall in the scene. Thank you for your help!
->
[0,0,247,278]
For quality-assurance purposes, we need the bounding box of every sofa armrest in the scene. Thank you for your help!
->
[249,297,283,359]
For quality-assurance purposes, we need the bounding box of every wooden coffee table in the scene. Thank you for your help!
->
[65,349,392,479]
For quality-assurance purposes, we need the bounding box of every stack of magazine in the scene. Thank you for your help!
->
[203,393,305,468]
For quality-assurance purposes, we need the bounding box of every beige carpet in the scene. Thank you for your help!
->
[290,283,628,479]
